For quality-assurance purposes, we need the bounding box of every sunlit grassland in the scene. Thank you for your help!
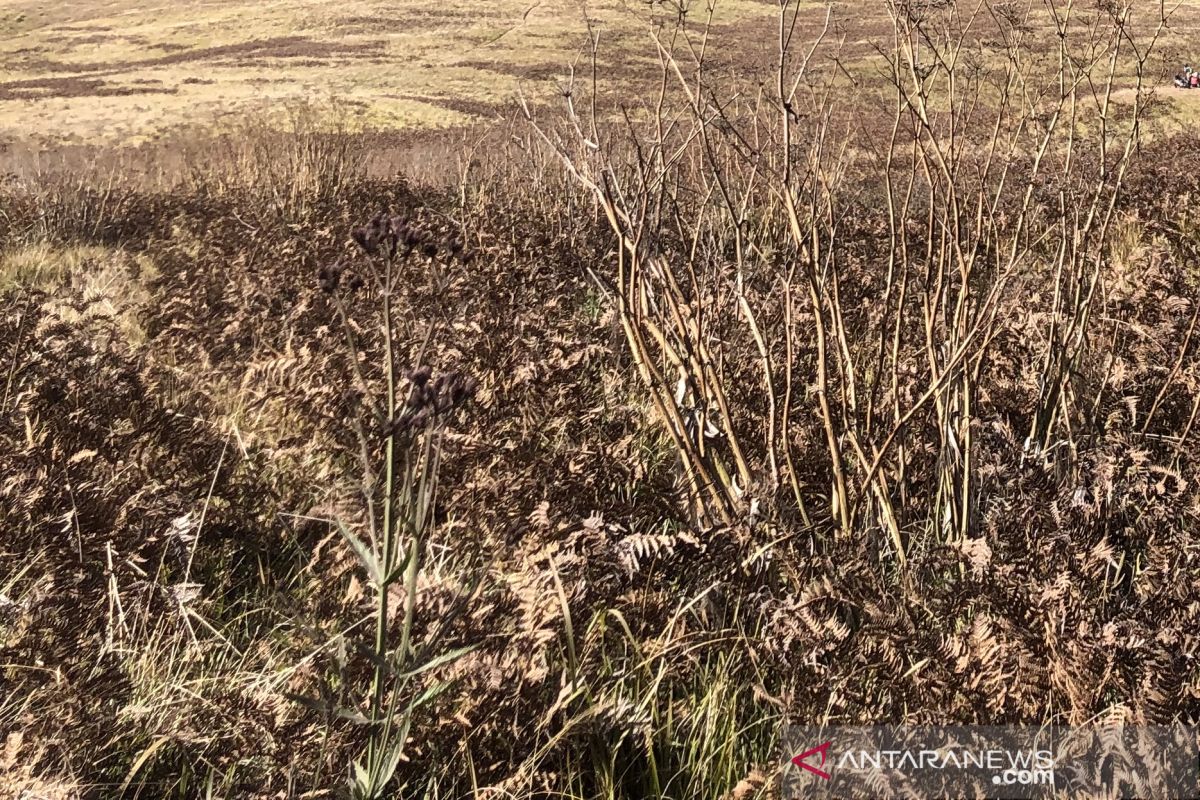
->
[0,0,781,145]
[3,0,1199,148]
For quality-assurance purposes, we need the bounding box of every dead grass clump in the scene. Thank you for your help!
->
[181,105,370,225]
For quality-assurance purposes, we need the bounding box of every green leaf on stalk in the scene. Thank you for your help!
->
[398,644,479,680]
[337,520,383,586]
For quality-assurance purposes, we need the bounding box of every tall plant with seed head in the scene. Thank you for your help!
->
[315,210,479,799]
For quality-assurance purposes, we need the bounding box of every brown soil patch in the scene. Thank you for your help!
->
[0,76,178,101]
[13,36,388,76]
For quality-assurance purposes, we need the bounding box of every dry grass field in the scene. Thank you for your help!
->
[3,1,1200,799]
[3,0,1200,149]
[0,0,789,145]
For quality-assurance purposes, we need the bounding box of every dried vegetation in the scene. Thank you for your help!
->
[2,1,1200,798]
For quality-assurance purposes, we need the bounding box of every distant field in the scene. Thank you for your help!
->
[2,0,1200,148]
[0,0,791,146]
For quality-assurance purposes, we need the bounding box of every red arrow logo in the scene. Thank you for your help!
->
[791,741,833,780]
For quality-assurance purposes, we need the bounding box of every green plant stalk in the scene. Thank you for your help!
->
[398,428,435,662]
[372,255,398,719]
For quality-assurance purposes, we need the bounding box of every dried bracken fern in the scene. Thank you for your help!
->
[1,2,1199,797]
